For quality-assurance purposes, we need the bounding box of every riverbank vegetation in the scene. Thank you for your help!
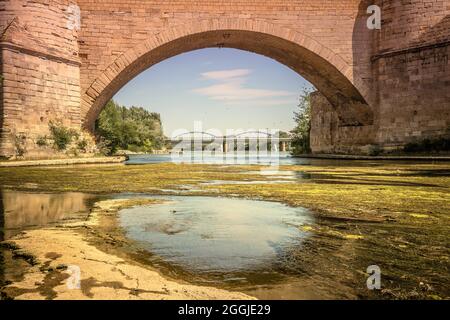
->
[33,121,97,157]
[95,100,166,155]
[404,137,450,154]
[290,88,312,155]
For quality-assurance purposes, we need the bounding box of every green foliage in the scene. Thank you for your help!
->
[77,138,88,152]
[291,88,313,155]
[95,100,165,155]
[95,137,112,156]
[13,133,27,157]
[36,136,48,147]
[278,131,290,139]
[368,145,383,156]
[48,121,79,151]
[404,137,450,154]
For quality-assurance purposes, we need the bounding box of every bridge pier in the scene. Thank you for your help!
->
[222,140,228,153]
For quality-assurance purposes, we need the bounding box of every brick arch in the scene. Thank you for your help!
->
[82,19,374,131]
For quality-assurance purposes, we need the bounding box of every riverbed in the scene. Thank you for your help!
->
[0,155,449,300]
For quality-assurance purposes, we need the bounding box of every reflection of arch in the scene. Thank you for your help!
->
[82,18,373,130]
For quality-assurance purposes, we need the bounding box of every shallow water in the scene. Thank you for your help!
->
[127,152,305,166]
[0,190,96,240]
[0,159,449,299]
[119,196,313,284]
[0,190,98,288]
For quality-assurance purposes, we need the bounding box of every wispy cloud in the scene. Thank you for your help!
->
[201,69,252,81]
[224,98,295,107]
[192,69,296,105]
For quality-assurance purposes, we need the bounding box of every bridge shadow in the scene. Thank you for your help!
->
[352,0,375,108]
[352,1,450,111]
[417,14,450,45]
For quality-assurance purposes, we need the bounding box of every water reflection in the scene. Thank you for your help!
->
[119,196,314,284]
[127,152,299,166]
[126,154,444,169]
[0,190,96,289]
[0,190,95,240]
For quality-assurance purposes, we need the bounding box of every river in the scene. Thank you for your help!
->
[0,155,449,300]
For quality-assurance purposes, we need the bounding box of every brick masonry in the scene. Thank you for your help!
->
[310,91,376,154]
[0,0,449,158]
[372,0,450,150]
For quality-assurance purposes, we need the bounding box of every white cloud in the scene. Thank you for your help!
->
[224,98,295,107]
[193,69,296,105]
[201,69,251,81]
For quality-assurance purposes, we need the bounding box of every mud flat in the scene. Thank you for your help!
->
[0,199,254,300]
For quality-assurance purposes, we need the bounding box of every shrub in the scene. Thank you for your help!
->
[95,137,112,156]
[13,133,27,157]
[48,121,78,151]
[368,145,383,156]
[36,136,48,147]
[404,137,450,154]
[77,139,88,152]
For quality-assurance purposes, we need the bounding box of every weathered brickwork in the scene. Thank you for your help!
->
[374,45,450,149]
[0,0,448,158]
[371,0,450,150]
[1,49,81,158]
[0,0,81,158]
[375,0,449,51]
[310,0,450,154]
[310,92,376,154]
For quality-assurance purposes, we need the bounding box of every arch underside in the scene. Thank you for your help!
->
[84,30,374,131]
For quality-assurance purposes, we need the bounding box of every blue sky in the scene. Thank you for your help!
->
[114,48,312,136]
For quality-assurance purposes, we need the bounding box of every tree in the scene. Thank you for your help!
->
[291,88,313,155]
[95,100,165,155]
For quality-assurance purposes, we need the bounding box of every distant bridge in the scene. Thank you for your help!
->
[167,131,293,152]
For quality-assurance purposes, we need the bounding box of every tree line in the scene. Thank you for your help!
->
[95,100,166,155]
[95,94,313,156]
[290,88,312,155]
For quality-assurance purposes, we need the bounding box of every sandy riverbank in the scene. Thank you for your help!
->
[0,198,254,300]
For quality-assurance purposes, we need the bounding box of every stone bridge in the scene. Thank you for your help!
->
[0,1,448,158]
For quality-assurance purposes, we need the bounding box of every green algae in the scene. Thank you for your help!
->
[0,161,449,299]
